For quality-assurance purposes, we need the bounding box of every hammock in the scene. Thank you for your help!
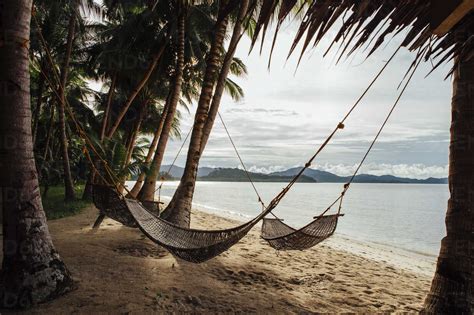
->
[92,182,164,228]
[92,184,137,228]
[127,199,268,263]
[92,185,274,263]
[261,214,343,250]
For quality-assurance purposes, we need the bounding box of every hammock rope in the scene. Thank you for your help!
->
[217,111,267,209]
[261,46,426,251]
[217,45,402,221]
[153,125,193,206]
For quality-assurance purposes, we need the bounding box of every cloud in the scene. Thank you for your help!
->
[246,165,288,174]
[311,162,449,179]
[159,22,452,177]
[226,108,298,116]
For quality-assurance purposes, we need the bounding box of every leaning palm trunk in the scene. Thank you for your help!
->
[138,9,186,203]
[32,69,44,146]
[124,99,148,169]
[0,0,74,308]
[58,13,77,201]
[162,1,248,227]
[118,99,148,194]
[106,44,166,139]
[100,73,117,141]
[83,73,118,200]
[160,16,229,227]
[199,0,248,152]
[128,93,171,198]
[40,104,55,169]
[421,58,474,313]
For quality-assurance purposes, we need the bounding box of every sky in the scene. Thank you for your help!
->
[160,23,453,179]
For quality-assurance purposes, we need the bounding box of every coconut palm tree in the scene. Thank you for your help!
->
[127,96,170,197]
[137,0,187,203]
[57,7,78,201]
[128,1,216,197]
[32,0,102,201]
[161,0,251,227]
[421,57,474,313]
[0,0,74,307]
[103,2,170,139]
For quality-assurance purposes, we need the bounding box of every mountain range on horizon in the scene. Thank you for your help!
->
[156,165,448,184]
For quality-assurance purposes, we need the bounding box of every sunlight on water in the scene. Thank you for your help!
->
[128,181,448,257]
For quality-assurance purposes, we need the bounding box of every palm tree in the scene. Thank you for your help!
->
[32,0,102,201]
[31,62,45,146]
[137,0,187,203]
[0,0,74,307]
[129,1,216,197]
[104,44,167,138]
[127,97,169,197]
[103,4,170,139]
[421,57,474,313]
[57,8,77,201]
[161,0,251,227]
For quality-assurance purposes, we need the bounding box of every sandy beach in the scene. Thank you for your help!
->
[12,205,434,313]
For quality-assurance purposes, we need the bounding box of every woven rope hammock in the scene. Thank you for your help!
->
[261,214,342,250]
[127,198,266,263]
[92,184,138,228]
[91,184,278,263]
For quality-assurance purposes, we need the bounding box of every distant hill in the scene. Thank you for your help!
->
[159,165,214,178]
[134,165,447,184]
[200,168,316,182]
[271,168,342,182]
[270,167,448,184]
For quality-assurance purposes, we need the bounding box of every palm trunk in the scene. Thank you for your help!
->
[124,100,148,169]
[100,73,117,141]
[123,129,137,170]
[117,99,148,195]
[40,104,55,166]
[162,2,249,227]
[199,0,248,153]
[32,71,44,147]
[160,16,230,226]
[128,97,170,197]
[421,59,474,313]
[0,0,74,308]
[106,44,166,139]
[138,10,186,204]
[84,74,118,200]
[58,13,76,201]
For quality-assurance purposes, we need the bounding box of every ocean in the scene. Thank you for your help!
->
[126,181,448,273]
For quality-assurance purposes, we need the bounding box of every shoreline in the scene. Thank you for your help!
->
[159,194,437,277]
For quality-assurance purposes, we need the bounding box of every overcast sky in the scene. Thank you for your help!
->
[161,23,452,179]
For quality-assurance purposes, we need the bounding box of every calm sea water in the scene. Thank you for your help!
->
[128,181,449,257]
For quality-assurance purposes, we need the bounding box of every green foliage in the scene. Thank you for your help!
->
[41,185,91,220]
[30,0,251,194]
